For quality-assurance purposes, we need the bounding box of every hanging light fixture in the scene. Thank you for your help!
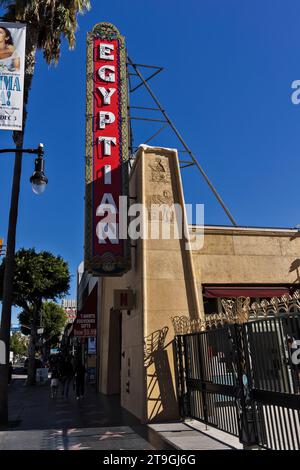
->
[30,143,48,195]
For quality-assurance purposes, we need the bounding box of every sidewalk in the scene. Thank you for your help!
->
[0,374,162,450]
[0,373,241,450]
[149,421,243,450]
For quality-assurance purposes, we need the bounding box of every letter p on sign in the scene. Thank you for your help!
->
[0,340,6,365]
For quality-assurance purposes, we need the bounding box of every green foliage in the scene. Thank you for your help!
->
[0,0,91,63]
[40,301,67,347]
[0,248,70,311]
[10,331,28,356]
[19,301,67,346]
[18,308,33,336]
[19,301,67,350]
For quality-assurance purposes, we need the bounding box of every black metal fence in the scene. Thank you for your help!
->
[174,314,300,450]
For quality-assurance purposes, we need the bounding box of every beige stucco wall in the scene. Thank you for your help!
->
[97,147,300,425]
[98,153,145,421]
[98,145,204,423]
[141,145,204,423]
[192,226,300,284]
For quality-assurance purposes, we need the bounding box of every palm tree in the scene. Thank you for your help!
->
[0,0,91,424]
[0,1,91,110]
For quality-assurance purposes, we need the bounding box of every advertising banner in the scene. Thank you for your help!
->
[73,310,96,337]
[73,284,97,337]
[73,315,96,337]
[0,22,26,130]
[84,22,130,276]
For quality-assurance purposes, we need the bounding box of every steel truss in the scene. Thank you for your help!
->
[127,58,237,226]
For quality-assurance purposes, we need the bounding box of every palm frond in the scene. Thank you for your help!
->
[1,0,91,64]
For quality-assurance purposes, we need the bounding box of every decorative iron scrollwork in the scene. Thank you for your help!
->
[172,290,300,334]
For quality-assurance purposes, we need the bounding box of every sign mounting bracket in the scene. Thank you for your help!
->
[127,57,237,226]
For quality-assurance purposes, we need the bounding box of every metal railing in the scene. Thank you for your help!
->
[174,314,300,450]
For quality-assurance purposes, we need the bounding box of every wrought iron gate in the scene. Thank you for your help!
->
[174,314,300,450]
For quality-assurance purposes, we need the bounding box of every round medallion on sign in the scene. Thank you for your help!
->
[101,253,116,272]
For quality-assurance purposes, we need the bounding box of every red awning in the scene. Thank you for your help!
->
[203,286,291,298]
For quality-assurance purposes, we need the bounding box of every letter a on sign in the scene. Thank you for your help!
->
[85,23,131,276]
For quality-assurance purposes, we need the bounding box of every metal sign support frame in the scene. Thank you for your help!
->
[127,57,237,226]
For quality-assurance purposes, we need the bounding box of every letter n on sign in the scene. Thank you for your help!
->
[84,23,131,276]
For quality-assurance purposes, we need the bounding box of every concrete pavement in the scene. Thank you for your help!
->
[148,421,242,450]
[0,373,161,450]
[0,372,240,450]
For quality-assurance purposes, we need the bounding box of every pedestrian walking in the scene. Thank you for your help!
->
[75,361,86,399]
[50,366,59,399]
[60,356,74,399]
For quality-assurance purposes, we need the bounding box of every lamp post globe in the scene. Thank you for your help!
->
[30,173,48,195]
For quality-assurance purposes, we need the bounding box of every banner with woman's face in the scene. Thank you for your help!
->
[0,22,26,131]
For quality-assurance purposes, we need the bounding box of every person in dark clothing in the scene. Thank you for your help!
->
[75,362,86,399]
[60,357,74,398]
[8,362,13,384]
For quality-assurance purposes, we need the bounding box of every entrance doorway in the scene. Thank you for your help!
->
[107,308,122,395]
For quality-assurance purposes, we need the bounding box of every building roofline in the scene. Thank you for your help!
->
[189,224,300,236]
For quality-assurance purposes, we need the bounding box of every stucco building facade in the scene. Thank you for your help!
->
[78,145,300,423]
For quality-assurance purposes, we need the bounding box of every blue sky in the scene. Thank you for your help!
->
[1,0,300,322]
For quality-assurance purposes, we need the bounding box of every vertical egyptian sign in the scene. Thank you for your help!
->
[85,23,130,276]
[0,22,26,131]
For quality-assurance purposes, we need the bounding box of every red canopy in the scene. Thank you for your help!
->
[71,284,98,337]
[203,286,291,298]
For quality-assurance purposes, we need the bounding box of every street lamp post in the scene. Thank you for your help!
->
[0,144,48,194]
[0,144,48,424]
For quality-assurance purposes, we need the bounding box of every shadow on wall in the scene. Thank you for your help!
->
[144,327,179,422]
[289,259,300,284]
[107,308,122,395]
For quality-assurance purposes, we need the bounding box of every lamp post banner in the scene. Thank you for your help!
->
[85,23,130,276]
[0,22,26,131]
